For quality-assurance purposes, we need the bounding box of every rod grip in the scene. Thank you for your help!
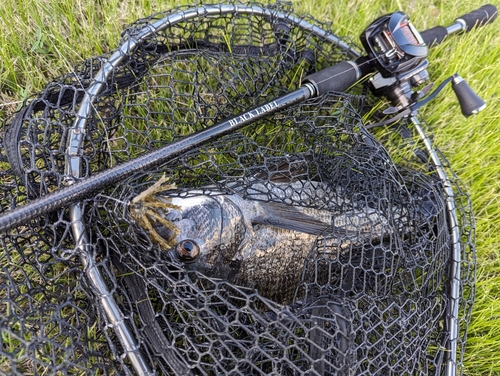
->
[455,4,498,30]
[420,5,497,46]
[420,26,448,47]
[303,56,372,96]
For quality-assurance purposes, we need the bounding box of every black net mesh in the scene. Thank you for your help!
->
[0,2,474,375]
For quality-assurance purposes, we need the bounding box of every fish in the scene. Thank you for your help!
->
[130,177,397,305]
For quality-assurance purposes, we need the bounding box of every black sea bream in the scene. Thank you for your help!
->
[132,178,399,304]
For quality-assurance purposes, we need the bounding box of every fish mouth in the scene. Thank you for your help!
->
[154,223,177,244]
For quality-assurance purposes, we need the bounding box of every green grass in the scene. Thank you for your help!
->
[0,0,499,374]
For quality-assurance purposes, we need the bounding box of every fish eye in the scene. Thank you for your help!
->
[175,239,200,263]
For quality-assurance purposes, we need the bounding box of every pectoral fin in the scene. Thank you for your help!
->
[252,201,338,236]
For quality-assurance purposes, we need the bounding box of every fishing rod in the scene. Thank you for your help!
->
[0,5,497,376]
[0,4,496,234]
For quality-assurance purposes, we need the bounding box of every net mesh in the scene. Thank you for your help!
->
[0,2,475,375]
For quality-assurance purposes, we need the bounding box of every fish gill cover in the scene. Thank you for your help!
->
[0,1,474,375]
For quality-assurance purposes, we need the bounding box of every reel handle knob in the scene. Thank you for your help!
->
[451,74,486,116]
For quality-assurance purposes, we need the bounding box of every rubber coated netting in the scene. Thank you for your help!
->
[0,2,474,375]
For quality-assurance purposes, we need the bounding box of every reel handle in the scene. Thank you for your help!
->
[452,74,487,116]
[421,4,498,46]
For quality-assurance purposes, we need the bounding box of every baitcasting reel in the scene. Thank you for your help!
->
[360,11,428,77]
[359,11,486,120]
